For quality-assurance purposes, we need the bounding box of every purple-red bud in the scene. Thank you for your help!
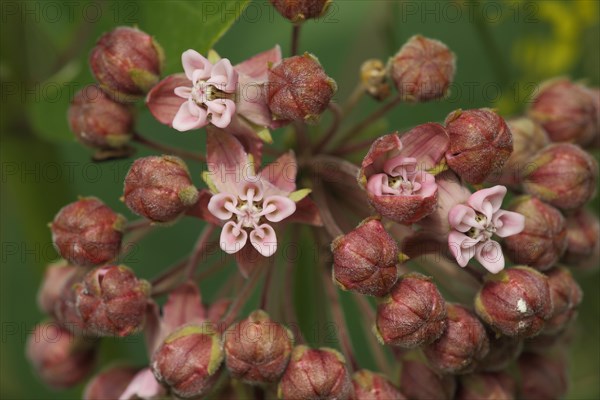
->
[389,35,456,102]
[224,310,294,384]
[37,260,79,315]
[399,359,456,400]
[270,0,330,22]
[277,345,352,400]
[267,53,337,123]
[543,267,583,334]
[444,108,513,184]
[423,304,489,374]
[83,365,137,400]
[74,265,151,336]
[522,143,598,210]
[90,27,163,102]
[478,330,523,372]
[68,85,133,150]
[26,322,96,389]
[528,78,597,145]
[475,266,553,338]
[51,197,126,267]
[563,208,600,269]
[123,155,199,223]
[332,217,400,297]
[503,196,567,271]
[351,369,406,400]
[374,273,447,348]
[456,371,516,400]
[152,324,223,399]
[517,352,568,400]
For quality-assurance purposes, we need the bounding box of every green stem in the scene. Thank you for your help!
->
[133,132,205,162]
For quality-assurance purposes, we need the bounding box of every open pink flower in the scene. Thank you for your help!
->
[448,186,525,273]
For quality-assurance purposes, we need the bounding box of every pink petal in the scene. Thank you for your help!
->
[162,281,206,334]
[207,59,238,93]
[448,204,479,232]
[184,189,224,226]
[220,119,265,166]
[367,173,394,196]
[119,368,164,400]
[235,45,282,80]
[146,74,190,126]
[448,231,478,267]
[206,130,249,193]
[174,86,192,99]
[262,195,296,222]
[258,151,297,193]
[399,123,450,170]
[182,49,212,82]
[475,240,505,273]
[493,210,525,237]
[220,221,248,254]
[208,193,238,220]
[467,186,507,220]
[249,224,277,257]
[206,99,236,128]
[415,171,437,197]
[361,133,403,178]
[383,156,418,177]
[237,73,272,127]
[172,101,207,131]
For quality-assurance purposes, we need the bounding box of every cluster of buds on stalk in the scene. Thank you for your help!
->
[28,3,598,398]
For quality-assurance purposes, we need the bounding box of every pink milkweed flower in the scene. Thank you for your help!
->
[448,186,525,273]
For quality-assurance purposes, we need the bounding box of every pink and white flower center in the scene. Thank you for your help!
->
[367,156,433,196]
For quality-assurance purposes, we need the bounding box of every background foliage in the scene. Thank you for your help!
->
[1,0,599,398]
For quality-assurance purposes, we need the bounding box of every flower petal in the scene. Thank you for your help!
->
[383,156,418,178]
[174,86,192,99]
[146,74,190,126]
[235,45,282,80]
[448,231,478,267]
[237,73,272,127]
[258,151,297,193]
[467,185,507,220]
[475,240,505,273]
[367,174,398,196]
[262,195,296,222]
[206,99,236,128]
[207,59,238,93]
[249,224,277,257]
[220,221,248,254]
[172,101,207,132]
[119,368,164,400]
[182,50,212,82]
[448,204,479,232]
[206,130,249,193]
[493,210,526,237]
[207,193,238,220]
[399,123,450,170]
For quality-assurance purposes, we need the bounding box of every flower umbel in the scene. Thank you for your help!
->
[448,186,524,273]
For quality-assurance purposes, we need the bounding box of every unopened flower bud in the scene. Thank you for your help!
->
[224,310,294,384]
[518,352,568,400]
[50,197,126,266]
[361,59,391,101]
[68,85,134,150]
[444,108,513,184]
[277,345,352,400]
[491,117,549,187]
[37,260,78,315]
[83,365,137,400]
[26,322,96,388]
[351,369,406,400]
[478,330,523,372]
[544,267,583,334]
[267,53,337,123]
[456,372,516,400]
[54,275,86,334]
[332,217,400,297]
[522,143,598,210]
[399,359,456,400]
[374,273,447,348]
[563,208,600,269]
[75,265,151,336]
[528,78,597,145]
[389,35,456,102]
[503,196,567,271]
[152,324,224,399]
[475,266,553,338]
[423,304,489,374]
[90,27,163,102]
[270,0,330,22]
[123,155,199,223]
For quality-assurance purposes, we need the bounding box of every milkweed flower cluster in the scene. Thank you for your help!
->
[28,3,598,399]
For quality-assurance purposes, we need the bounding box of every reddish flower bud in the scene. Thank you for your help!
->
[75,265,151,336]
[351,369,406,400]
[563,208,600,269]
[528,78,597,145]
[456,372,516,400]
[26,322,96,389]
[522,143,598,210]
[90,26,163,102]
[374,273,447,348]
[478,330,523,372]
[361,59,391,101]
[332,217,400,297]
[399,359,456,400]
[490,117,549,187]
[267,53,337,123]
[270,0,330,22]
[277,345,352,400]
[517,352,568,400]
[423,304,489,374]
[389,35,456,102]
[53,274,86,334]
[123,155,199,223]
[475,266,553,338]
[444,108,513,184]
[152,324,224,399]
[544,267,583,334]
[51,197,126,267]
[83,365,137,400]
[503,196,567,271]
[224,310,294,384]
[37,260,79,315]
[68,85,133,150]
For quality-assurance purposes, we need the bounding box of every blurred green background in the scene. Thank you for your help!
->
[1,0,599,398]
